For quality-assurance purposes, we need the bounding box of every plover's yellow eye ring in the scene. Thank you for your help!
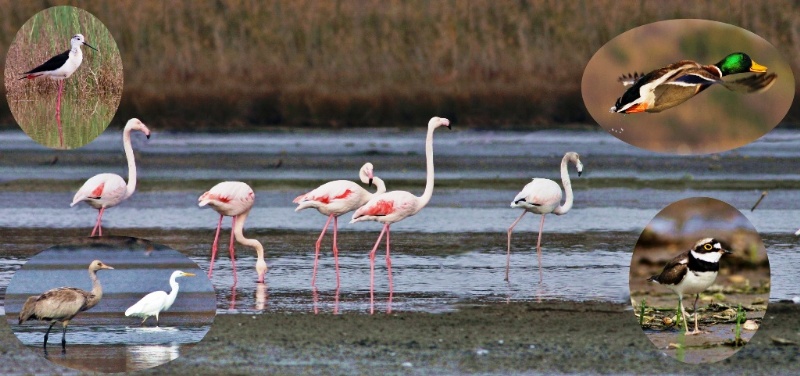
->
[703,243,713,251]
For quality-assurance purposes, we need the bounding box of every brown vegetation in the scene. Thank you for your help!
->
[0,0,797,129]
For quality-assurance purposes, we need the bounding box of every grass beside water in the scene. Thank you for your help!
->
[0,0,797,130]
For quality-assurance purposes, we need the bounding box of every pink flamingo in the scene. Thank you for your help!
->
[293,163,386,288]
[506,152,583,282]
[198,181,267,284]
[71,118,150,236]
[351,117,451,313]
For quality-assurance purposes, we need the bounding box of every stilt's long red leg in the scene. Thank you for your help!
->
[56,80,64,147]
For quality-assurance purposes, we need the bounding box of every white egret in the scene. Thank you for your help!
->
[125,270,196,326]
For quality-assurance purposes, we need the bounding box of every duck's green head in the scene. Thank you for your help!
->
[715,52,768,75]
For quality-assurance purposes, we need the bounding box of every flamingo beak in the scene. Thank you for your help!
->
[578,171,583,177]
[369,177,374,187]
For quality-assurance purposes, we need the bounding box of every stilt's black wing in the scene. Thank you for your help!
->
[22,49,70,75]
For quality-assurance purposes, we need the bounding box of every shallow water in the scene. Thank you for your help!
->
[1,128,799,316]
[16,341,196,373]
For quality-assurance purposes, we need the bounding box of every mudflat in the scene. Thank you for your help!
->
[1,301,798,375]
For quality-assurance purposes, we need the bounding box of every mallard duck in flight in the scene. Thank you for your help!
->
[610,52,777,114]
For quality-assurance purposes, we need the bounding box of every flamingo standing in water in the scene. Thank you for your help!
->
[293,163,386,288]
[199,181,267,284]
[71,118,150,236]
[351,117,451,313]
[506,152,583,282]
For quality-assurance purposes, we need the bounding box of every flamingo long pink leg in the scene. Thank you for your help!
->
[505,211,527,281]
[90,207,106,237]
[535,214,546,283]
[208,214,223,278]
[56,80,64,146]
[368,224,389,314]
[229,216,238,285]
[332,216,341,289]
[312,215,334,287]
[385,225,393,314]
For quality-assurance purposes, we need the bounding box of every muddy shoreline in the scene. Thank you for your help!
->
[0,301,797,375]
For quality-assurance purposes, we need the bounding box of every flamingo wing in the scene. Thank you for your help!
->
[199,181,255,216]
[72,173,127,207]
[512,179,562,212]
[294,180,358,204]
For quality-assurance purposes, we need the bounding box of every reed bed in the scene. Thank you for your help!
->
[4,5,123,99]
[0,0,797,129]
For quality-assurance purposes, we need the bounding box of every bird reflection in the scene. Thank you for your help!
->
[126,343,180,370]
[229,283,237,310]
[311,287,341,314]
[255,282,268,311]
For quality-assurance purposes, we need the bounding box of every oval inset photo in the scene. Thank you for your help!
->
[629,197,769,363]
[4,5,123,150]
[4,236,216,373]
[582,19,794,155]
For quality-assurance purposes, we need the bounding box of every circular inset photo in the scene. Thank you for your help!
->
[582,19,794,155]
[4,5,123,150]
[629,197,769,364]
[4,237,215,373]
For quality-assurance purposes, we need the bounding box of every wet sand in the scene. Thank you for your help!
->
[0,301,798,374]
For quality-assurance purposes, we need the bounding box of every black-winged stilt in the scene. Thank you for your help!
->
[19,33,98,145]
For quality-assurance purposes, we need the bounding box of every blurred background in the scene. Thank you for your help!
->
[1,0,798,131]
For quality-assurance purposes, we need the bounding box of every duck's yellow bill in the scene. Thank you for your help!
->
[750,60,768,72]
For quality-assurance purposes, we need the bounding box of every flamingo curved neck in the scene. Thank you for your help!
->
[372,177,387,195]
[233,211,266,268]
[122,126,137,200]
[553,154,574,215]
[415,125,437,213]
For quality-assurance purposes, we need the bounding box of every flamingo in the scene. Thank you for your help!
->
[506,152,583,282]
[18,260,114,353]
[293,162,387,288]
[198,181,267,284]
[351,117,451,313]
[71,118,151,236]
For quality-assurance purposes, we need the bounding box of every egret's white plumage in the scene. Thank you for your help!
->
[71,119,151,236]
[125,270,196,326]
[293,162,386,288]
[506,152,583,282]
